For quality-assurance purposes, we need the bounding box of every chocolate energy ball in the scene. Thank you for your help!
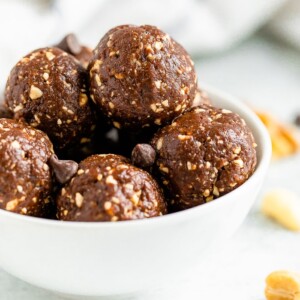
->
[89,24,198,130]
[0,119,54,217]
[55,33,93,68]
[57,154,166,221]
[5,47,96,151]
[150,105,257,210]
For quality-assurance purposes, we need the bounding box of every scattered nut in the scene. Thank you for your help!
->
[256,111,299,159]
[265,270,300,300]
[261,189,300,231]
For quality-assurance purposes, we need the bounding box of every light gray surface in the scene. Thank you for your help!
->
[1,33,299,300]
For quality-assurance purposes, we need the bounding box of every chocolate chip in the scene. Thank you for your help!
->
[0,103,13,119]
[131,144,156,168]
[55,33,82,55]
[49,154,78,184]
[295,115,300,127]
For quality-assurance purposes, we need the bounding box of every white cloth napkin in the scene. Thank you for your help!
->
[0,0,299,89]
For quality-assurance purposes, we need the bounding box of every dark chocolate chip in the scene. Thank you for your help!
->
[131,144,156,168]
[55,33,82,55]
[0,104,13,119]
[49,154,78,184]
[295,115,300,127]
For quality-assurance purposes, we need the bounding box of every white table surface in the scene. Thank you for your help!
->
[1,33,300,300]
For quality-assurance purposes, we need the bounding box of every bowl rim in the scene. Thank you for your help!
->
[0,83,272,228]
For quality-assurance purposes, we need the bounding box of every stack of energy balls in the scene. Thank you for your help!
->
[0,25,257,222]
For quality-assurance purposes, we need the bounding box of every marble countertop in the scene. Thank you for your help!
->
[1,33,300,300]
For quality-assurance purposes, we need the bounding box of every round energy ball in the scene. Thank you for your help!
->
[89,24,198,130]
[57,154,166,221]
[0,119,54,217]
[150,105,257,210]
[5,47,96,151]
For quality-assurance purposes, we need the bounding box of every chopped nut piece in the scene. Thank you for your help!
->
[178,134,191,141]
[159,165,169,173]
[43,163,49,171]
[154,41,163,50]
[233,159,244,168]
[131,190,141,206]
[75,192,84,208]
[79,93,88,106]
[114,73,124,79]
[11,140,21,149]
[150,104,157,112]
[203,189,210,197]
[175,104,182,112]
[233,146,241,154]
[13,103,24,112]
[206,196,214,202]
[79,137,90,144]
[45,52,55,61]
[222,109,232,114]
[187,161,192,170]
[6,199,18,211]
[43,73,49,80]
[154,119,161,125]
[106,175,118,185]
[113,121,121,129]
[77,169,84,175]
[29,85,43,100]
[213,186,219,196]
[112,197,120,204]
[95,74,102,86]
[156,137,163,150]
[154,80,161,89]
[104,201,112,210]
[162,100,169,107]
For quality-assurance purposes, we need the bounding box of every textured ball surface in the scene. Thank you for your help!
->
[0,119,54,217]
[89,25,198,130]
[5,47,96,150]
[57,154,167,221]
[151,105,257,210]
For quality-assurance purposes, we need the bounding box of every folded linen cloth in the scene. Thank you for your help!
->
[0,0,298,89]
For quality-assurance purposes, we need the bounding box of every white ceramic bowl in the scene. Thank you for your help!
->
[0,84,271,298]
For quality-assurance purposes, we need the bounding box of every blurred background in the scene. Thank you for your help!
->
[1,0,300,119]
[0,0,300,299]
